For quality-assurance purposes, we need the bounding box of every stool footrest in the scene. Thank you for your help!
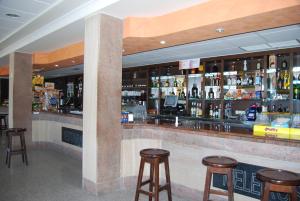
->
[210,189,229,196]
[159,184,170,192]
[141,179,151,186]
[138,189,152,196]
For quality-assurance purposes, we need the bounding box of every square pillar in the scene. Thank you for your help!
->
[82,13,123,194]
[9,52,32,144]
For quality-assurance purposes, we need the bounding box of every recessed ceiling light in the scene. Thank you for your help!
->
[160,40,166,45]
[122,49,125,52]
[54,64,59,67]
[216,28,224,33]
[6,13,20,18]
[71,60,75,63]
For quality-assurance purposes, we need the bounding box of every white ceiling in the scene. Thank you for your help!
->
[123,24,300,67]
[0,0,60,43]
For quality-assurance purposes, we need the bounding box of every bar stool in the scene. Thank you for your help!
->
[256,168,300,201]
[6,128,28,168]
[202,156,238,201]
[134,148,172,201]
[0,114,8,135]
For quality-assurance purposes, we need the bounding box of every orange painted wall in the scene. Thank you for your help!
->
[0,66,9,76]
[123,0,300,38]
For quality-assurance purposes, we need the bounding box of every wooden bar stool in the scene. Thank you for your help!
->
[256,168,300,201]
[0,114,8,135]
[202,156,238,201]
[6,128,28,168]
[134,148,172,201]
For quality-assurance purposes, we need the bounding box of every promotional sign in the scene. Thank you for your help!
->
[213,162,300,200]
[253,125,290,139]
[179,58,201,70]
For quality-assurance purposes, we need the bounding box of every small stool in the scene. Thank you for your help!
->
[256,168,300,201]
[202,156,238,201]
[0,114,8,135]
[6,128,28,168]
[134,148,172,201]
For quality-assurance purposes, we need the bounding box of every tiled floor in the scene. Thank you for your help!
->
[0,135,196,201]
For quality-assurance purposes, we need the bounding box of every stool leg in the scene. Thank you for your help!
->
[5,133,9,164]
[154,158,160,201]
[203,167,212,201]
[20,135,25,163]
[164,158,172,201]
[262,182,270,201]
[21,134,28,165]
[227,169,234,201]
[149,163,154,201]
[291,186,298,201]
[8,135,12,168]
[135,158,145,201]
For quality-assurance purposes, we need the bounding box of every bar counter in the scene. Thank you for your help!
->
[32,112,300,201]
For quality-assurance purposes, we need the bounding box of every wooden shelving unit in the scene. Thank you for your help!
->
[122,47,300,117]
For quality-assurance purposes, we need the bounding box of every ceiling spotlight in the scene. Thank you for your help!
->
[6,13,20,18]
[216,27,224,33]
[54,64,59,67]
[122,49,125,52]
[160,40,166,45]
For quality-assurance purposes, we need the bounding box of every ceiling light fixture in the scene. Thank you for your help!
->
[160,40,166,45]
[6,13,20,18]
[71,60,75,63]
[54,64,59,67]
[216,28,224,33]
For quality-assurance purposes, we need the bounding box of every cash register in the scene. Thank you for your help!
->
[161,95,185,115]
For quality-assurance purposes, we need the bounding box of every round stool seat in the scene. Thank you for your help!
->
[140,148,170,158]
[257,168,300,186]
[202,156,238,168]
[7,128,26,133]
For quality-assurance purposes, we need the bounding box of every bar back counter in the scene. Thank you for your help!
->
[32,112,300,201]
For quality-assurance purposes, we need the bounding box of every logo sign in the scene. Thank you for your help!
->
[213,162,300,200]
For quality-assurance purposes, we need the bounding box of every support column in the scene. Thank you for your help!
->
[82,13,123,194]
[8,52,32,144]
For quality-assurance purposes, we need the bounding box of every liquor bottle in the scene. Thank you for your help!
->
[214,105,219,119]
[213,63,218,72]
[218,104,222,119]
[208,88,214,99]
[211,75,215,86]
[227,76,232,86]
[173,78,178,87]
[242,74,249,85]
[231,76,236,85]
[165,79,170,87]
[294,86,299,99]
[209,104,214,118]
[216,73,221,86]
[243,60,247,71]
[190,102,194,117]
[248,74,254,86]
[236,75,242,85]
[277,74,283,89]
[256,61,261,70]
[192,84,198,98]
[255,72,261,85]
[281,59,288,70]
[283,72,289,89]
[215,87,221,99]
[198,103,203,117]
[298,74,300,81]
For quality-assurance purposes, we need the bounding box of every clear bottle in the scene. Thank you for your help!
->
[192,83,198,98]
[208,88,214,99]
